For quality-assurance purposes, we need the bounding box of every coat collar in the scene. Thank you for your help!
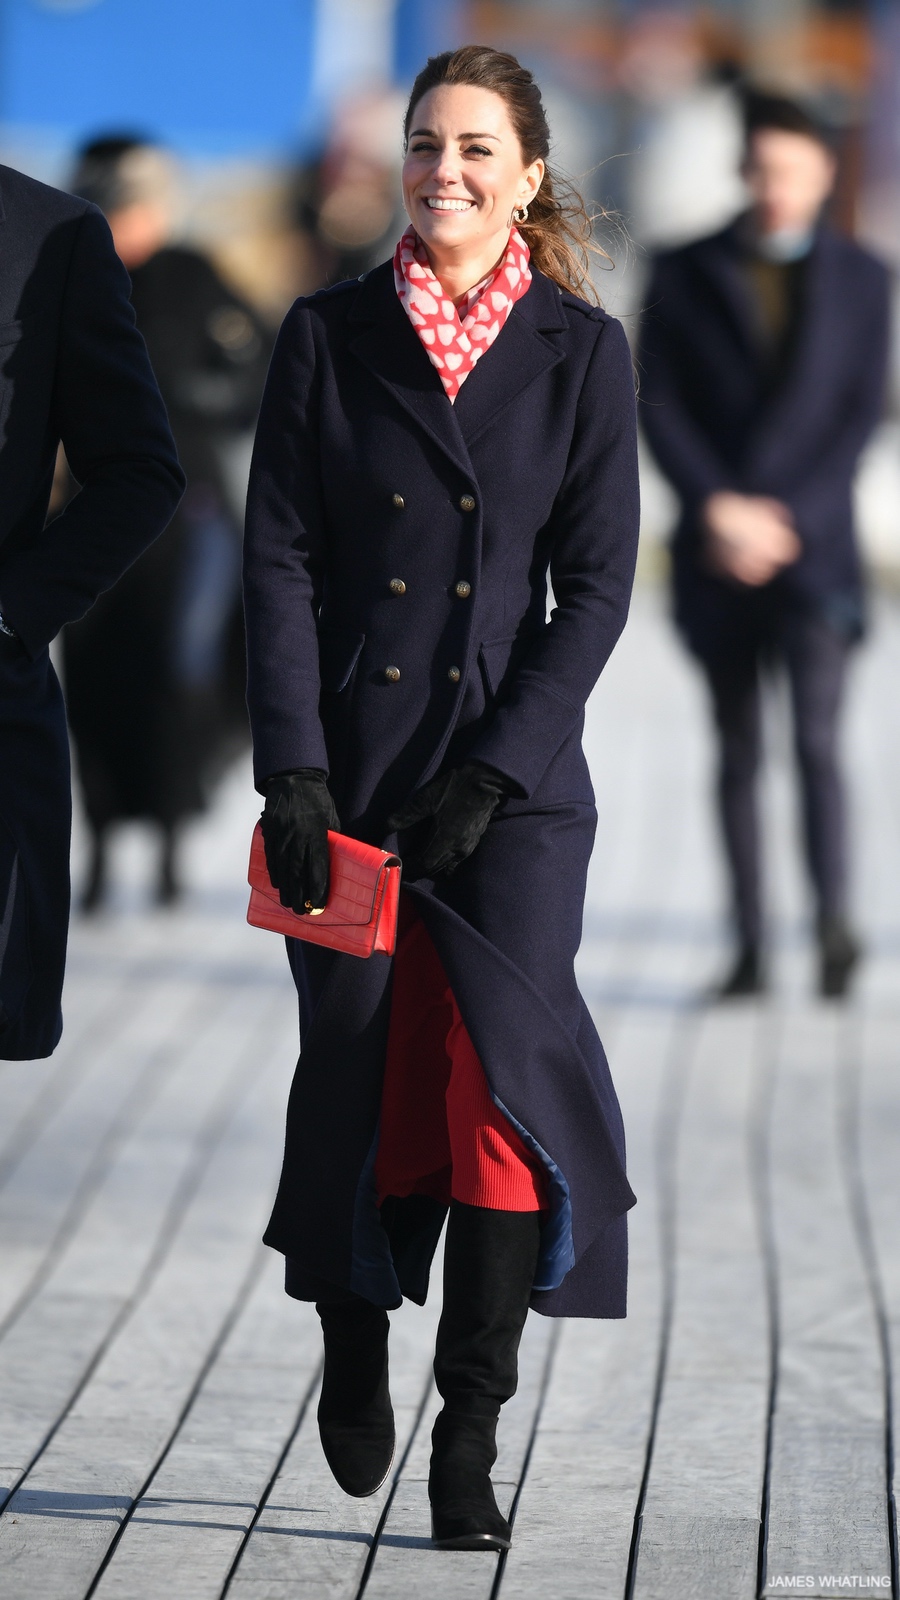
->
[691,214,836,349]
[688,216,844,477]
[347,260,567,473]
[747,230,842,478]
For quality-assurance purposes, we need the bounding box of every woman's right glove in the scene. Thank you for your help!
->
[260,769,340,914]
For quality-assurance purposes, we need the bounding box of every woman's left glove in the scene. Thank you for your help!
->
[388,761,515,878]
[260,769,340,914]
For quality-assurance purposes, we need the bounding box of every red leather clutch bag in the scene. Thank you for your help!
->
[247,822,401,958]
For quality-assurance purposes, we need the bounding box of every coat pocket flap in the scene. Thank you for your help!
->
[318,627,365,693]
[478,636,521,698]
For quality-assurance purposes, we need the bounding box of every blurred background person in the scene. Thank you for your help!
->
[62,136,273,908]
[295,88,407,287]
[639,90,891,1000]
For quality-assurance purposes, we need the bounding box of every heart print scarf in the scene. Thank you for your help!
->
[393,224,532,403]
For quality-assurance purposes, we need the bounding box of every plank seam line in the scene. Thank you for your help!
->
[488,1317,563,1600]
[750,1006,782,1600]
[0,978,211,1350]
[0,992,286,1521]
[0,1038,181,1348]
[0,980,143,1193]
[217,1351,325,1600]
[82,1246,269,1600]
[837,1007,899,1600]
[623,1008,698,1600]
[354,1368,441,1598]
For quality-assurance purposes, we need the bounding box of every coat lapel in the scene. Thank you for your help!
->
[452,271,567,444]
[348,264,475,480]
[348,262,568,469]
[691,221,766,366]
[744,230,840,479]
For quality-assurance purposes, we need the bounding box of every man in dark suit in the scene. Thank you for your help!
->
[0,163,184,1058]
[639,92,890,998]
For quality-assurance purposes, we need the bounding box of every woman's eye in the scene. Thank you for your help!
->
[411,142,436,154]
[466,146,492,158]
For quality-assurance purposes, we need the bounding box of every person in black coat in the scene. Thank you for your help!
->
[638,92,891,998]
[62,138,272,906]
[0,163,183,1059]
[244,47,640,1551]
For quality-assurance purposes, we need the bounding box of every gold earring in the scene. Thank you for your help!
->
[513,203,529,224]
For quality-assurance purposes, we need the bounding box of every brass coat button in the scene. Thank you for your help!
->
[454,580,472,599]
[459,494,476,512]
[448,666,461,683]
[389,578,407,596]
[392,493,405,509]
[384,665,401,683]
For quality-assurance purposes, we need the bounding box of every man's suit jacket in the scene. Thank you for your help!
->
[638,217,891,658]
[0,164,184,1058]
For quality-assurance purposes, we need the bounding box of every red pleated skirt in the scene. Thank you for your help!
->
[375,896,547,1212]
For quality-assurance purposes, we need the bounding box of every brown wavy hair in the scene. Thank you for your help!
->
[403,45,605,303]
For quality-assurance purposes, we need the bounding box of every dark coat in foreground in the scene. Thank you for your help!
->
[63,247,272,831]
[0,165,184,1059]
[243,261,640,1318]
[638,219,891,658]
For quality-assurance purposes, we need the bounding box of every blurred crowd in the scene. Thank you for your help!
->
[40,2,896,933]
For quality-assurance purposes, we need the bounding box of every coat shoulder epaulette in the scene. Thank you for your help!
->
[308,275,366,302]
[558,288,612,323]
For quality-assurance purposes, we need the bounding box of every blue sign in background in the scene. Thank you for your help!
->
[0,0,458,158]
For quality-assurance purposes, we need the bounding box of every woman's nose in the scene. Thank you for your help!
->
[431,149,462,185]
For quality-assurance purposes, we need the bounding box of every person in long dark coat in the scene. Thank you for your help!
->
[638,92,891,998]
[244,47,640,1552]
[0,162,183,1060]
[62,138,272,906]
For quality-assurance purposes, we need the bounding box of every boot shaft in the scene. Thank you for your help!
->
[433,1201,541,1410]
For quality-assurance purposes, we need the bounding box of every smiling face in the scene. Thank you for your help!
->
[402,83,544,275]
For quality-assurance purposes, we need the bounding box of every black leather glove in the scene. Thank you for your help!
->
[388,761,514,878]
[260,769,340,914]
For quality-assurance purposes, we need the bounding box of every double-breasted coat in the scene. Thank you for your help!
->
[638,218,891,659]
[243,259,640,1318]
[0,165,183,1060]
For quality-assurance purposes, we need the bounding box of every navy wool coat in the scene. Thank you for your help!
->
[243,259,640,1318]
[0,165,184,1059]
[638,218,891,658]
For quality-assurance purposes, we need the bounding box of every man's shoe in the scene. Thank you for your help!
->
[713,944,766,1000]
[317,1298,395,1497]
[819,916,861,999]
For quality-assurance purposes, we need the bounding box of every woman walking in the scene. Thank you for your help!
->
[244,46,640,1551]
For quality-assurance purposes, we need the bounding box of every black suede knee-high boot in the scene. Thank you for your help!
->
[429,1201,542,1551]
[316,1288,395,1497]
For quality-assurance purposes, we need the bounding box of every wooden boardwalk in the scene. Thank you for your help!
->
[1,583,898,1600]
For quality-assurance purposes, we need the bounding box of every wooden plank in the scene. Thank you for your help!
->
[762,1008,891,1596]
[225,1293,441,1599]
[0,992,295,1593]
[0,980,291,1526]
[91,1260,322,1599]
[0,978,197,1333]
[855,1010,900,1590]
[630,1005,771,1600]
